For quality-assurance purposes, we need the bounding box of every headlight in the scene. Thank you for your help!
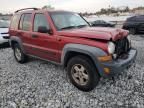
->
[108,42,115,54]
[127,35,131,48]
[127,35,131,42]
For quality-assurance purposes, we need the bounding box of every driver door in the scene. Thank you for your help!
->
[30,13,59,62]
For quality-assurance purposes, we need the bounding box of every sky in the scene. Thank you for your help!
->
[0,0,144,13]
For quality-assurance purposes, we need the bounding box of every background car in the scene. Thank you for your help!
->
[90,20,115,27]
[122,15,144,34]
[0,20,10,48]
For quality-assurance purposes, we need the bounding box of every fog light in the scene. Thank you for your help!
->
[104,68,110,74]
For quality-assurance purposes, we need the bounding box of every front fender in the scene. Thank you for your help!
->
[61,44,107,76]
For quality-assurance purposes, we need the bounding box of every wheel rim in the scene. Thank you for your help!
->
[15,48,22,61]
[71,64,89,86]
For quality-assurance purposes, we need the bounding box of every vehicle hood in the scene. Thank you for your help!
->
[57,27,129,41]
[0,28,9,34]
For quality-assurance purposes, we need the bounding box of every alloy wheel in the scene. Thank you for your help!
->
[71,64,89,86]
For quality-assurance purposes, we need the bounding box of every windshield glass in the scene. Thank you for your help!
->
[0,20,10,28]
[50,12,89,30]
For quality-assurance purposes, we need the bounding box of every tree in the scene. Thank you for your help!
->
[100,8,107,14]
[125,6,130,12]
[42,5,54,10]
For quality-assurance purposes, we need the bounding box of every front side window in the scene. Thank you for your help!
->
[33,13,50,32]
[128,17,136,21]
[19,14,32,31]
[94,20,101,24]
[136,15,144,21]
[50,12,89,30]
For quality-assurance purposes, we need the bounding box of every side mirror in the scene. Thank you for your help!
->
[38,26,53,34]
[89,22,93,26]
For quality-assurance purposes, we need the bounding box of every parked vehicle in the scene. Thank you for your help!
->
[0,20,10,48]
[9,8,137,91]
[123,15,144,34]
[90,20,115,27]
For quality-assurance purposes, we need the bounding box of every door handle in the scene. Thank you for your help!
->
[32,34,38,38]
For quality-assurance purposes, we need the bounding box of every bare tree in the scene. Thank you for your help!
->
[42,5,54,10]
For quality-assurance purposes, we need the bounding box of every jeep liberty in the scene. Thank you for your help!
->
[9,8,137,91]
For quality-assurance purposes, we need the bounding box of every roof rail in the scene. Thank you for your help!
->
[15,8,39,13]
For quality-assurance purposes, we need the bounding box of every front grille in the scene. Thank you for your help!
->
[1,32,8,35]
[1,32,9,39]
[114,37,130,59]
[3,36,9,39]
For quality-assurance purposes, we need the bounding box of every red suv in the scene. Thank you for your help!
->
[9,8,137,91]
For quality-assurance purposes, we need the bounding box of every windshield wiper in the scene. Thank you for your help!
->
[60,26,77,30]
[77,25,88,28]
[59,25,88,30]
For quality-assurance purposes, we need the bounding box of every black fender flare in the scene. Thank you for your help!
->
[61,44,107,76]
[10,36,25,53]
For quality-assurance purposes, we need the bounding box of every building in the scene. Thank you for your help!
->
[132,8,144,15]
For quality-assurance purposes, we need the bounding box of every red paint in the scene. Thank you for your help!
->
[9,10,129,63]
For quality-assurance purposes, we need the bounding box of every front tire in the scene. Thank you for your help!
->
[13,43,28,63]
[67,55,100,92]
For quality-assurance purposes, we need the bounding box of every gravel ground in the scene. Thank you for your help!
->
[0,35,144,108]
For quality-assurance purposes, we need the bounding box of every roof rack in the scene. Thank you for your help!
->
[15,8,39,13]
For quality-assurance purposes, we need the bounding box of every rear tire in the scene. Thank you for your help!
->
[67,55,100,92]
[13,43,28,63]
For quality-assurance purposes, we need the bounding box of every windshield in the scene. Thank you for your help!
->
[0,20,10,28]
[50,12,89,30]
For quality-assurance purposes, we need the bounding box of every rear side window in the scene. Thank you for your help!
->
[19,14,32,31]
[127,17,136,21]
[10,14,20,30]
[33,13,50,32]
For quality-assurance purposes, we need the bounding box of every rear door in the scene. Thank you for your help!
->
[30,13,59,62]
[19,13,34,53]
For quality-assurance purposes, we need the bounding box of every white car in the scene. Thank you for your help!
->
[0,20,10,48]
